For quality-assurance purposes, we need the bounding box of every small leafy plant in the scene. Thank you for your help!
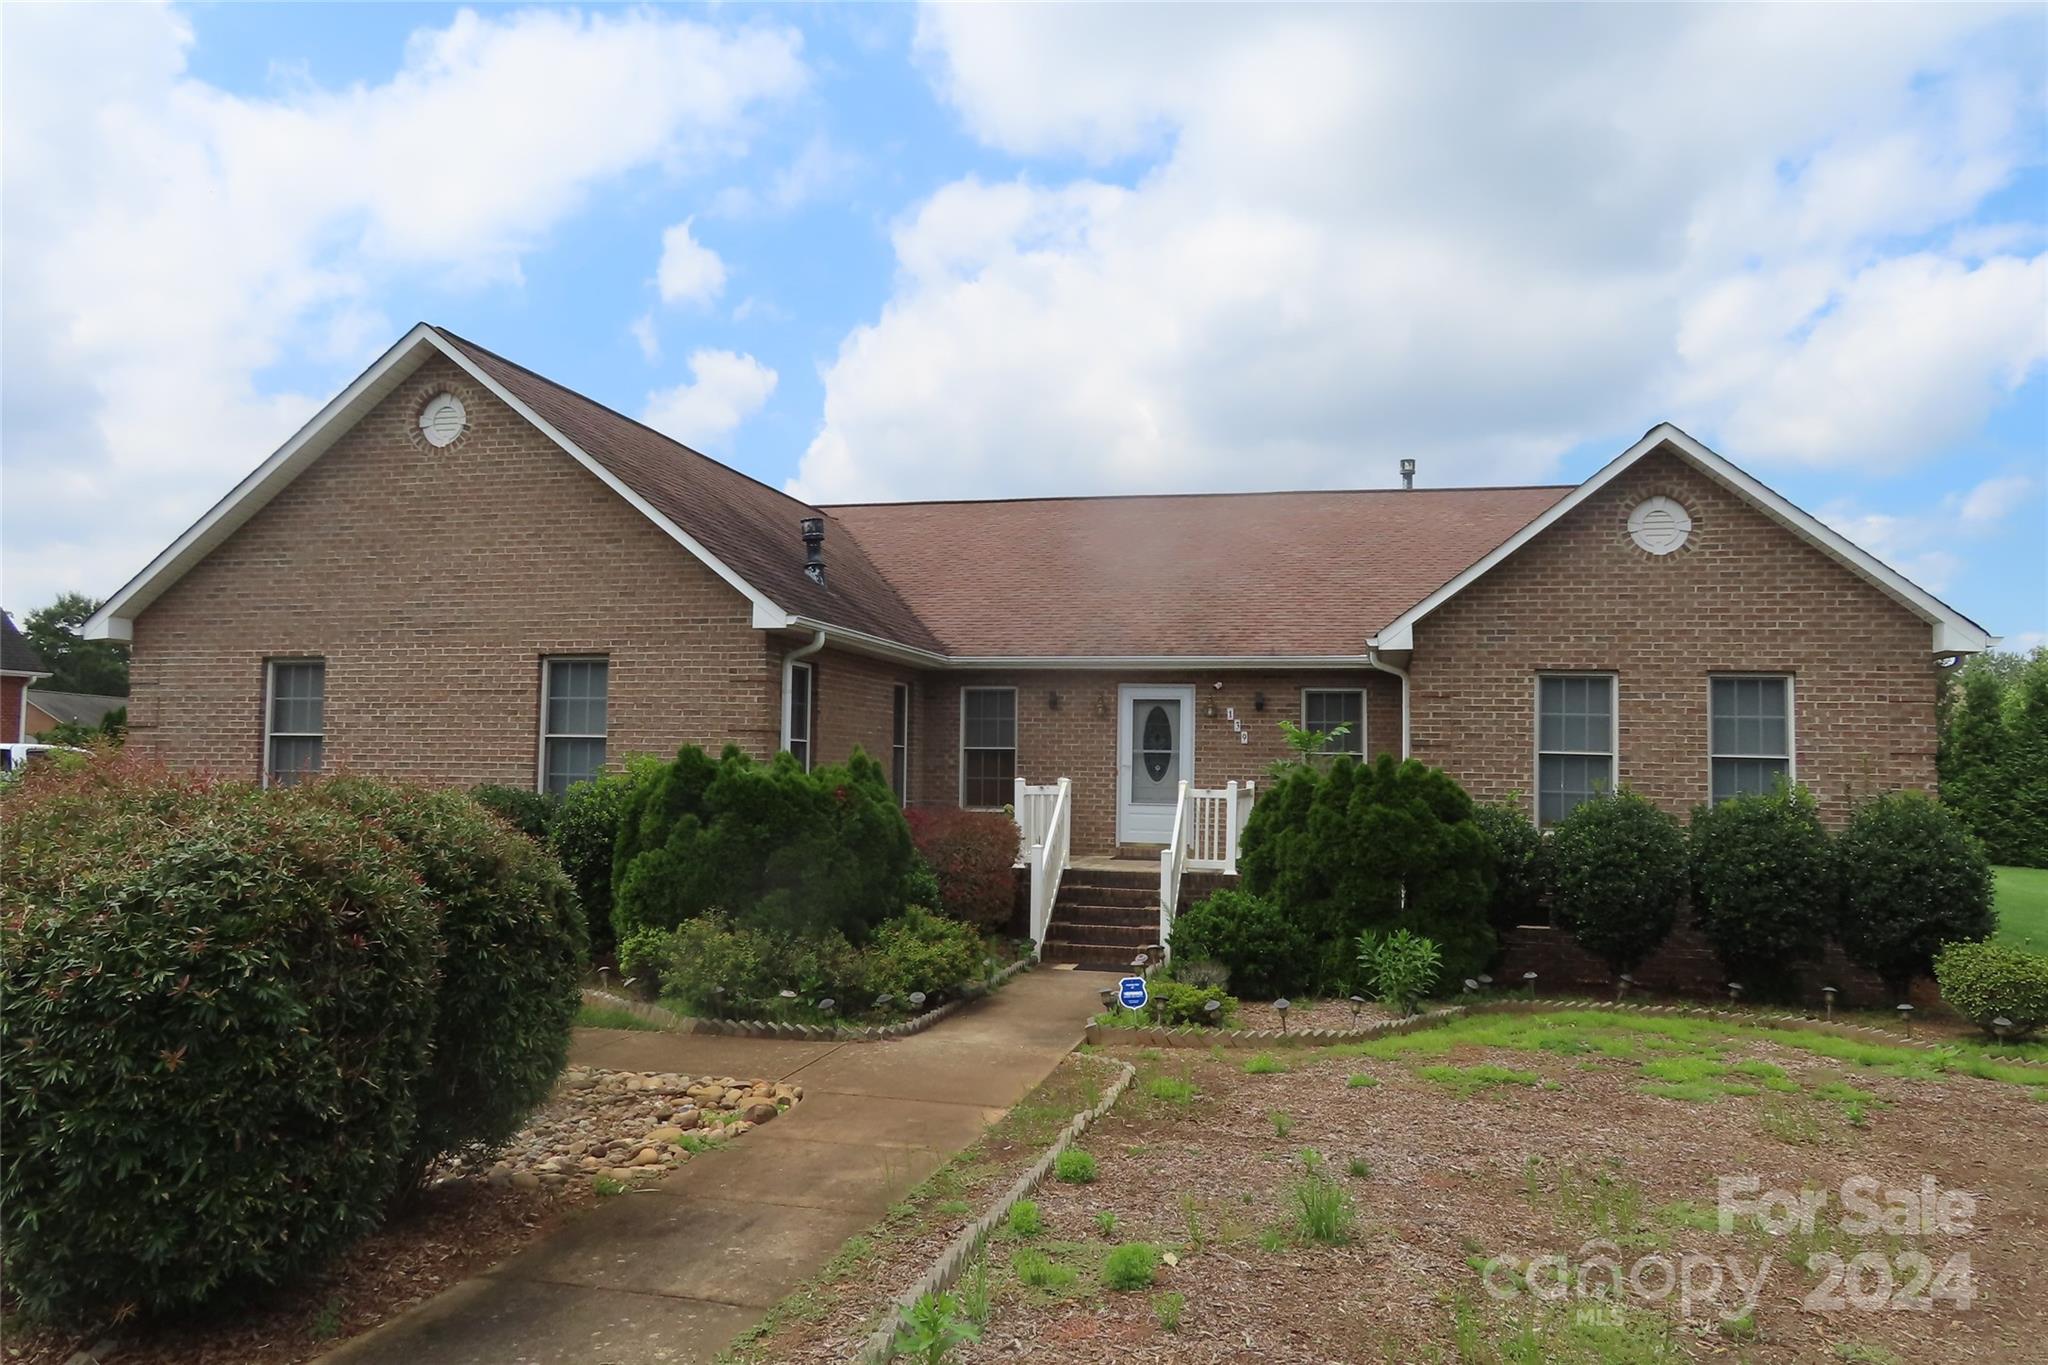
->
[1269,1110,1293,1139]
[1094,1210,1119,1236]
[1154,1290,1186,1331]
[893,1290,980,1364]
[1347,1156,1372,1179]
[1054,1149,1098,1184]
[1355,928,1443,1014]
[1005,1199,1043,1237]
[1102,1242,1162,1291]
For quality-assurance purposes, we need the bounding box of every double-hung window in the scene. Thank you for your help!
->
[890,683,911,804]
[786,661,814,771]
[960,687,1016,808]
[265,659,325,787]
[541,658,608,796]
[1536,674,1616,826]
[1301,688,1365,757]
[1710,676,1792,803]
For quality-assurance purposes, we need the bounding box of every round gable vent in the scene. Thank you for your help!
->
[419,393,467,448]
[1628,496,1692,555]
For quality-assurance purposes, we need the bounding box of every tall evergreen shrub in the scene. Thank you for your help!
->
[1688,783,1835,995]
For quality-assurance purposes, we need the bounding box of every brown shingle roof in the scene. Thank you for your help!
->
[435,329,942,652]
[438,327,1566,659]
[824,486,1569,657]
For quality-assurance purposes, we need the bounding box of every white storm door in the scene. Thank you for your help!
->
[1117,684,1194,846]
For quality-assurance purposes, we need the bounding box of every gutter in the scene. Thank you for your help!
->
[1367,645,1411,760]
[780,629,826,753]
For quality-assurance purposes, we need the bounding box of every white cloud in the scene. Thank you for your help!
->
[0,5,804,613]
[707,133,863,218]
[629,313,661,364]
[2004,631,2046,654]
[792,6,2045,503]
[643,349,778,450]
[1819,473,2040,594]
[656,217,728,307]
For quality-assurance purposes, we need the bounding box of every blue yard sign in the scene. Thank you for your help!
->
[1118,976,1149,1010]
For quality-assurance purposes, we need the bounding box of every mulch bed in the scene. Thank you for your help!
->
[1228,997,1404,1032]
[947,1021,2046,1362]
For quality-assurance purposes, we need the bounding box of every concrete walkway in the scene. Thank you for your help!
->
[320,968,1103,1365]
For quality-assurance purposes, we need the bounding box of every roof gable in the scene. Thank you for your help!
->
[1369,423,1992,656]
[2,613,49,676]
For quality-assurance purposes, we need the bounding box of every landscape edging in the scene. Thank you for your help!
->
[580,957,1033,1044]
[1082,1004,1467,1049]
[1464,995,2048,1069]
[855,1056,1139,1365]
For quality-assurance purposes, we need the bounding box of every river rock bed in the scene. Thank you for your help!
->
[438,1066,800,1192]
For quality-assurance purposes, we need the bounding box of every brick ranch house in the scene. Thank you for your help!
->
[87,324,1993,975]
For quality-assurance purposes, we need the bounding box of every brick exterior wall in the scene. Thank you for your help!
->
[806,645,919,799]
[128,355,784,787]
[916,669,1401,855]
[1408,447,1942,828]
[1,676,26,744]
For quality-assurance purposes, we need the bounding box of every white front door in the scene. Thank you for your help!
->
[1117,684,1194,846]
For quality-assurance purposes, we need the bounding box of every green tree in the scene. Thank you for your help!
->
[21,593,128,697]
[1938,647,2048,867]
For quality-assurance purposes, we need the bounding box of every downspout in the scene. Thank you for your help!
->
[1367,645,1411,760]
[780,629,826,753]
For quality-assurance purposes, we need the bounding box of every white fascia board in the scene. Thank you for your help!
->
[1369,423,1993,657]
[83,324,791,640]
[789,617,1401,673]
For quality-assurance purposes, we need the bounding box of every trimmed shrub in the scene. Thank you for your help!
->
[646,911,782,1018]
[613,745,914,941]
[866,906,986,1003]
[304,779,586,1178]
[1473,799,1548,928]
[1934,940,2048,1038]
[549,761,653,957]
[1835,791,1995,995]
[1689,784,1835,995]
[0,759,441,1323]
[1101,1243,1161,1291]
[905,806,1018,929]
[469,783,558,841]
[1547,791,1687,976]
[1146,980,1238,1027]
[1167,889,1305,998]
[1238,754,1496,988]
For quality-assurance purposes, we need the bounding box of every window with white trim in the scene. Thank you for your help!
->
[787,661,814,771]
[541,658,607,796]
[960,687,1016,809]
[891,683,910,804]
[1301,688,1365,756]
[1710,676,1792,803]
[265,659,325,787]
[1536,674,1615,826]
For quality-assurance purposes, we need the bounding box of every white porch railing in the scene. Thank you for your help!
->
[1158,780,1254,963]
[1014,777,1072,954]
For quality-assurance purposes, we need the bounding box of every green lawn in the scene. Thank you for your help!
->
[1994,866,2048,954]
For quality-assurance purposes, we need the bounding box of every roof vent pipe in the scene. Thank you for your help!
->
[1400,459,1416,491]
[799,516,826,586]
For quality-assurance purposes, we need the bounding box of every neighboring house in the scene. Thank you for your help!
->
[87,325,1992,870]
[2,614,51,745]
[24,689,126,738]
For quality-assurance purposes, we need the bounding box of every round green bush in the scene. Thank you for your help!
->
[469,783,558,842]
[613,745,914,940]
[1101,1242,1161,1291]
[1688,784,1835,994]
[1167,888,1306,998]
[0,760,440,1324]
[1547,791,1687,976]
[1835,791,1994,995]
[1473,799,1549,929]
[1934,940,2048,1038]
[864,906,986,1003]
[1238,755,1496,989]
[646,911,781,1017]
[1144,979,1238,1027]
[305,779,586,1178]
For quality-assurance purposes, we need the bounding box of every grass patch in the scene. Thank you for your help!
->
[1994,864,2048,953]
[1524,1157,1655,1248]
[1010,1247,1077,1292]
[1005,1200,1043,1237]
[1101,1242,1161,1291]
[1269,1109,1294,1138]
[1448,1294,1687,1363]
[1760,1099,1828,1146]
[1153,1291,1185,1331]
[1289,1172,1356,1244]
[1416,1063,1542,1097]
[1053,1149,1098,1184]
[1146,1075,1196,1105]
[1345,1072,1380,1088]
[575,1002,665,1031]
[1244,1052,1289,1074]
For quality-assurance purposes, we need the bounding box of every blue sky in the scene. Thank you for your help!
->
[3,4,2044,646]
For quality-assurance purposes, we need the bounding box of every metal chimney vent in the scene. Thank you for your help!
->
[799,516,826,586]
[1399,458,1416,490]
